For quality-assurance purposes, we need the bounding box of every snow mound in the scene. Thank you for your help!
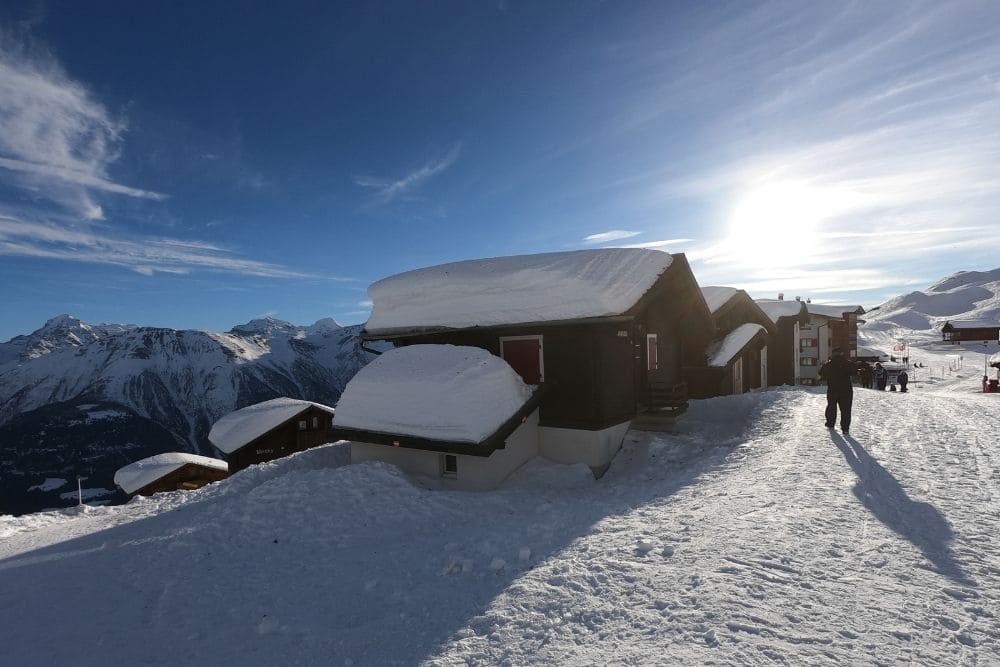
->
[209,397,336,454]
[365,248,673,333]
[114,453,228,494]
[333,345,534,443]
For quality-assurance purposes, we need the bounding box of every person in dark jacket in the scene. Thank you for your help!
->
[858,361,873,389]
[898,369,909,392]
[819,348,856,434]
[873,362,887,391]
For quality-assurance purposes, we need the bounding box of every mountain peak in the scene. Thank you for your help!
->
[307,317,342,334]
[229,317,296,336]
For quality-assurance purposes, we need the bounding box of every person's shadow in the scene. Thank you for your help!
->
[831,431,974,587]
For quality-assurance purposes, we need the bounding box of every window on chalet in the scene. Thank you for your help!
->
[441,454,458,478]
[800,357,817,366]
[312,416,319,429]
[298,420,307,430]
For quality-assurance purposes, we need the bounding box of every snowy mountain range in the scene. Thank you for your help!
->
[0,315,378,514]
[861,268,1000,336]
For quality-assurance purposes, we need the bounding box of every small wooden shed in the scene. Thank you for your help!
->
[114,453,229,497]
[209,397,337,473]
[942,320,1000,343]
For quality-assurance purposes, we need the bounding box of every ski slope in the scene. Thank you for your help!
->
[1,348,998,665]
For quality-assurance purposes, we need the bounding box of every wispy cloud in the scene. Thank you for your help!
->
[0,215,353,280]
[617,238,693,250]
[354,144,462,202]
[582,230,641,244]
[0,37,163,217]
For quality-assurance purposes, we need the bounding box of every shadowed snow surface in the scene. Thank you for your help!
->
[2,345,999,665]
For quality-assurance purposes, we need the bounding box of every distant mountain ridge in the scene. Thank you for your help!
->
[0,315,378,514]
[862,268,1000,334]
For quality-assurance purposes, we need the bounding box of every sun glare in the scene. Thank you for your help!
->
[724,181,846,269]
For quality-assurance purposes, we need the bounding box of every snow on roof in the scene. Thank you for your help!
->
[706,324,767,368]
[209,397,335,454]
[943,319,999,329]
[701,286,739,314]
[755,299,805,323]
[806,303,864,318]
[114,453,228,495]
[365,248,673,334]
[333,344,535,444]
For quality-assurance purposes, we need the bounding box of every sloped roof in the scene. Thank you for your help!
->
[943,320,999,330]
[755,299,807,324]
[209,397,335,454]
[114,453,228,495]
[701,286,739,314]
[365,248,673,335]
[332,345,535,445]
[706,324,767,368]
[806,303,865,318]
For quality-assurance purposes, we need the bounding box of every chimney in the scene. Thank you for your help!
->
[795,296,801,301]
[806,298,811,303]
[778,293,784,301]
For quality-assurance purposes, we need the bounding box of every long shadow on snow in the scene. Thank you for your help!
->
[0,393,778,667]
[831,431,975,587]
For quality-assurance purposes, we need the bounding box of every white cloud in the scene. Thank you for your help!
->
[0,215,353,280]
[617,238,693,250]
[582,230,641,244]
[0,41,163,216]
[355,144,462,202]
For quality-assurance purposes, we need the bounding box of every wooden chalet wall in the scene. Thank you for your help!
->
[686,329,768,398]
[227,405,335,473]
[942,323,1000,342]
[135,463,228,497]
[711,293,774,337]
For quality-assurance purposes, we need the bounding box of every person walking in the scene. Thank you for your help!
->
[873,362,887,391]
[898,369,909,393]
[819,347,856,435]
[859,361,873,389]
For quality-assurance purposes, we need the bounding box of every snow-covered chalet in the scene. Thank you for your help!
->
[331,248,713,487]
[114,453,229,497]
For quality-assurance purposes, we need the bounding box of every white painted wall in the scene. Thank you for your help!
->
[349,410,540,490]
[538,421,630,469]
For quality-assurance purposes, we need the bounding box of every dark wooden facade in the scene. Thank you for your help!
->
[134,463,228,497]
[757,300,809,386]
[686,327,769,398]
[709,291,776,337]
[364,254,714,431]
[227,405,336,473]
[942,321,1000,342]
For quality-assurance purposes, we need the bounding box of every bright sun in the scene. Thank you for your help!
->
[725,181,837,268]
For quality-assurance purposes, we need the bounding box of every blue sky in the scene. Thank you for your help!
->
[1,1,998,341]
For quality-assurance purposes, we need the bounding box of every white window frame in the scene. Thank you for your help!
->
[499,335,545,383]
[646,333,659,371]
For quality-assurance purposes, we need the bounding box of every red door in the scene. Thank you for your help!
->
[501,337,543,384]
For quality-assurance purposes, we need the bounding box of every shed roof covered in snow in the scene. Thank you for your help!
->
[331,345,542,452]
[114,453,228,495]
[700,287,739,314]
[209,397,336,454]
[364,248,673,336]
[942,320,999,330]
[805,303,865,318]
[706,324,768,367]
[755,299,808,324]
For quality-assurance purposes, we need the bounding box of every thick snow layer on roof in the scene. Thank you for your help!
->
[209,397,335,454]
[114,453,228,494]
[701,286,739,314]
[706,324,767,367]
[333,345,534,443]
[806,303,864,318]
[365,248,673,333]
[944,319,999,329]
[755,299,805,323]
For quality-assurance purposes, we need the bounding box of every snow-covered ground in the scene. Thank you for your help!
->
[1,343,998,665]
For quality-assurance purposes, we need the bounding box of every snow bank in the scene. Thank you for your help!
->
[706,324,766,367]
[365,248,673,333]
[209,397,335,454]
[701,286,738,314]
[333,345,534,443]
[114,453,228,495]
